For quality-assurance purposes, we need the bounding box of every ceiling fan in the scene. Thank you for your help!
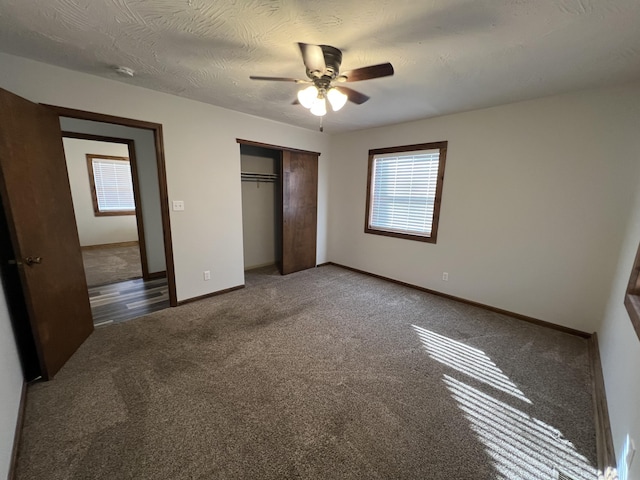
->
[249,43,394,117]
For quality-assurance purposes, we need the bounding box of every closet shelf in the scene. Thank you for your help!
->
[241,171,278,183]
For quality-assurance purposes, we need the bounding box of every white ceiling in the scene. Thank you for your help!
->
[1,0,639,133]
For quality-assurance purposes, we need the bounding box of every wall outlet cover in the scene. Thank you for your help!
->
[626,436,635,468]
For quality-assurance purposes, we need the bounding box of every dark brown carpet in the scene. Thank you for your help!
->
[15,265,597,479]
[82,244,142,287]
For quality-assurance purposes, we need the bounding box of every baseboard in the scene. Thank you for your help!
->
[244,262,277,271]
[7,382,27,480]
[588,333,616,473]
[177,284,245,306]
[323,262,591,338]
[146,271,166,280]
[81,240,139,250]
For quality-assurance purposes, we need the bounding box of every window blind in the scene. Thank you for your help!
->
[91,158,135,212]
[369,149,441,237]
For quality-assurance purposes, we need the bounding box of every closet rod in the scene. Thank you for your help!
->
[241,172,278,183]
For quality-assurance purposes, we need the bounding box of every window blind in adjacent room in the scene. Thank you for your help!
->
[91,158,135,213]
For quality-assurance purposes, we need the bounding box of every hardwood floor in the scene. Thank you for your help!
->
[88,277,169,326]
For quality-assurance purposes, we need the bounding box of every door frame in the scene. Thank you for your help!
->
[48,105,177,307]
[237,138,321,157]
[62,131,152,280]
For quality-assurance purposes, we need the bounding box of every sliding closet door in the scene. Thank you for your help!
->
[281,150,318,275]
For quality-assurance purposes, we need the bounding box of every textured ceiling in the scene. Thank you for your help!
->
[0,0,639,133]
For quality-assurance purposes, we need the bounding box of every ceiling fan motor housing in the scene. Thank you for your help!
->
[319,45,342,79]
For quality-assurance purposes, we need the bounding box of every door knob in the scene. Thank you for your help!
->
[24,256,42,266]
[8,256,43,266]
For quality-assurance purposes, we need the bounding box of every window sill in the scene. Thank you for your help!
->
[94,210,136,217]
[365,227,436,243]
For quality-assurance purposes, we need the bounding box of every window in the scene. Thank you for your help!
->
[365,141,447,243]
[86,154,136,216]
[624,241,640,341]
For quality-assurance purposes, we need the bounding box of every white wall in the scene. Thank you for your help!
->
[598,177,640,479]
[60,118,166,274]
[0,52,331,302]
[0,285,23,480]
[63,138,138,247]
[241,151,279,270]
[329,83,640,333]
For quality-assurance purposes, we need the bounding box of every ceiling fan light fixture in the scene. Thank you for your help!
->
[297,85,318,109]
[310,96,327,117]
[327,88,348,112]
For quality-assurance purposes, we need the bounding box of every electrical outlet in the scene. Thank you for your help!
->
[618,434,636,480]
[626,436,636,469]
[442,272,449,281]
[172,200,184,211]
[203,270,210,281]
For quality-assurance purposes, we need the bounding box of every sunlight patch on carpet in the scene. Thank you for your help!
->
[444,375,596,480]
[412,325,596,480]
[412,324,531,403]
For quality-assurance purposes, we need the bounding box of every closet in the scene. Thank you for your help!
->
[238,140,318,275]
[240,144,281,270]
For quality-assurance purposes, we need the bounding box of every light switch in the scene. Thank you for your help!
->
[172,200,184,211]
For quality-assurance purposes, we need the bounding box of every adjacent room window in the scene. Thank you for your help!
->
[87,154,136,216]
[365,141,447,243]
[624,241,640,341]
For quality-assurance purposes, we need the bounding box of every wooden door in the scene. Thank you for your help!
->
[281,150,318,274]
[0,88,93,380]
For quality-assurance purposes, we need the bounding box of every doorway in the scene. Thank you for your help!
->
[237,138,319,277]
[48,105,177,308]
[61,133,171,325]
[63,135,144,285]
[240,144,282,271]
[0,88,177,379]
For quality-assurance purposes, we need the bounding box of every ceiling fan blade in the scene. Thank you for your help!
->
[249,76,304,82]
[340,63,394,82]
[337,87,370,105]
[298,42,326,75]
